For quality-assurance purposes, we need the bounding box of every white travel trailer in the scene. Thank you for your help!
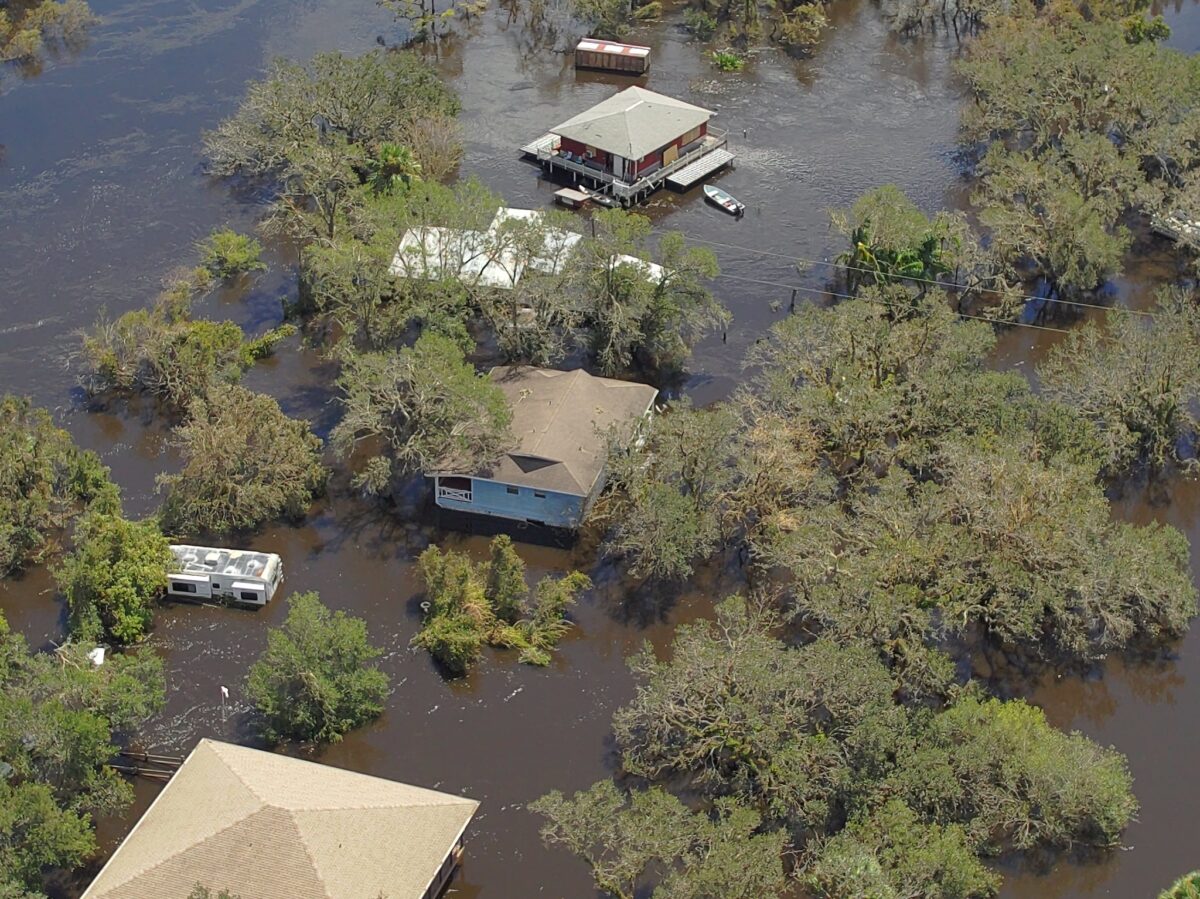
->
[167,545,283,607]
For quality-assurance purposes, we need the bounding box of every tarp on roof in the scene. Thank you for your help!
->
[549,86,712,160]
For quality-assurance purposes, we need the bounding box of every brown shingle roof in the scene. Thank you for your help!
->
[439,367,657,496]
[82,739,478,899]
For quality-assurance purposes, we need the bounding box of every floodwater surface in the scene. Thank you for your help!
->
[1,0,1199,895]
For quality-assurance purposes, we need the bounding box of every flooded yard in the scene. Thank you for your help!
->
[1,0,1199,894]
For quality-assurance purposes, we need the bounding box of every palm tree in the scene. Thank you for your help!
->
[369,143,422,193]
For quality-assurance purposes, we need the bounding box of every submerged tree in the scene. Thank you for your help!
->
[1038,289,1200,476]
[413,536,590,673]
[55,513,173,644]
[157,385,327,534]
[80,292,293,410]
[0,396,119,577]
[0,0,96,67]
[331,332,512,495]
[537,596,1139,898]
[0,611,165,896]
[204,50,461,243]
[569,209,725,377]
[530,780,790,899]
[246,592,390,744]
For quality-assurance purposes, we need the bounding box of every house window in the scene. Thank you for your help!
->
[534,492,546,499]
[240,591,259,603]
[171,582,196,594]
[506,486,520,495]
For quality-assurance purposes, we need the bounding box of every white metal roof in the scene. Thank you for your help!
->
[389,226,525,290]
[576,38,651,57]
[549,86,712,160]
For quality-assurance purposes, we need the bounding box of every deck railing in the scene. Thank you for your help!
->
[537,127,730,200]
[437,486,473,503]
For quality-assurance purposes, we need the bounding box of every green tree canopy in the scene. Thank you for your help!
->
[0,396,119,577]
[245,592,390,744]
[530,780,789,899]
[81,293,293,410]
[157,385,327,535]
[1038,289,1200,476]
[540,597,1139,898]
[413,536,590,673]
[331,332,513,495]
[55,513,173,644]
[0,612,164,896]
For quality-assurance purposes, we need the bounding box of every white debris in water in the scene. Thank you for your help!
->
[503,686,524,702]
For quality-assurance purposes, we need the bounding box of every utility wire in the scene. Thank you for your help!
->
[683,233,1159,319]
[714,272,1075,335]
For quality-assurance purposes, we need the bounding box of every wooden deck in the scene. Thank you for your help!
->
[666,148,735,188]
[524,129,734,205]
[521,133,559,157]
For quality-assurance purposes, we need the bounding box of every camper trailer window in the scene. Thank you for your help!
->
[240,591,259,603]
[172,582,196,593]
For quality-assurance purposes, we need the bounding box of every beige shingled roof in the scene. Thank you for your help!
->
[443,367,657,496]
[82,739,478,899]
[549,86,713,160]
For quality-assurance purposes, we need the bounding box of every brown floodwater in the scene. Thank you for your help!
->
[1,0,1199,895]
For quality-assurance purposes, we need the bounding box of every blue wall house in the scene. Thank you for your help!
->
[428,367,658,529]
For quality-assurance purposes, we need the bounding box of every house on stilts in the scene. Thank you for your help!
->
[521,86,735,206]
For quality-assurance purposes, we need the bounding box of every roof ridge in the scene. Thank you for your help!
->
[95,805,267,894]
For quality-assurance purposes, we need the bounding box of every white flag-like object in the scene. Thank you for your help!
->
[220,685,230,699]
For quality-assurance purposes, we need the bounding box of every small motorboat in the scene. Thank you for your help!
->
[704,184,745,217]
[582,186,621,208]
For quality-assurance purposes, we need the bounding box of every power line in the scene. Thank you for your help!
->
[714,272,1075,335]
[683,233,1158,319]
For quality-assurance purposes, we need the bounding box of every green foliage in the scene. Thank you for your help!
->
[1124,12,1170,42]
[369,142,422,193]
[413,537,590,674]
[0,0,96,64]
[80,293,292,409]
[530,780,789,899]
[331,332,513,494]
[157,385,327,535]
[545,597,1139,898]
[711,49,745,71]
[775,4,827,48]
[898,695,1137,852]
[198,229,266,279]
[0,396,119,577]
[958,9,1200,295]
[570,210,725,377]
[808,800,1000,899]
[1161,872,1200,899]
[204,51,460,240]
[1038,289,1200,476]
[0,612,164,895]
[55,513,172,644]
[684,8,718,38]
[599,403,739,581]
[187,887,242,899]
[245,592,390,744]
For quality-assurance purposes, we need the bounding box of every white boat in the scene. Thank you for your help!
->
[704,184,744,217]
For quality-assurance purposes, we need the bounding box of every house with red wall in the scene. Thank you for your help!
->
[524,86,735,205]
